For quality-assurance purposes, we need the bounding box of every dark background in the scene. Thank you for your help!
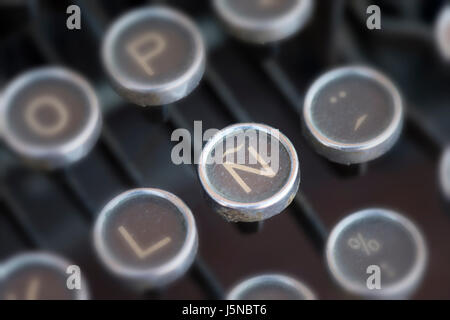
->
[0,0,449,299]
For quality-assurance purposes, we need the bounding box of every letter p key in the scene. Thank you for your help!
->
[127,32,166,77]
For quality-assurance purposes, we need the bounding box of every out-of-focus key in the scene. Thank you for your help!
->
[303,66,404,165]
[213,0,313,44]
[198,123,300,222]
[102,6,206,106]
[0,252,89,300]
[0,67,102,169]
[440,147,450,202]
[93,188,198,289]
[227,274,316,300]
[326,208,427,299]
[435,5,450,61]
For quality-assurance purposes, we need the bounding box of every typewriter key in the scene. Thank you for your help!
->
[102,6,206,106]
[93,188,198,289]
[213,0,313,44]
[440,147,450,202]
[0,67,102,169]
[303,66,404,165]
[198,123,300,222]
[227,274,316,300]
[0,252,89,300]
[326,208,427,299]
[435,5,450,61]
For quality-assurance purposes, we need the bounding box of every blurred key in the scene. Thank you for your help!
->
[326,208,427,299]
[102,6,206,106]
[198,123,300,222]
[213,0,313,44]
[0,252,89,300]
[0,67,102,169]
[435,5,450,61]
[303,66,404,165]
[93,188,198,289]
[440,147,450,202]
[227,274,316,300]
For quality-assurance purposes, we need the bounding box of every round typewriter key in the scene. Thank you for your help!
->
[303,66,404,165]
[102,6,206,106]
[213,0,313,44]
[435,5,450,61]
[440,147,450,202]
[227,274,316,300]
[94,188,198,289]
[0,252,89,300]
[198,123,300,222]
[326,208,427,299]
[0,67,102,169]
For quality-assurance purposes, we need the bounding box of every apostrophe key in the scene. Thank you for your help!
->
[303,66,404,165]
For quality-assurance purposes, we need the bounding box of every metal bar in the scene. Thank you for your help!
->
[190,256,225,300]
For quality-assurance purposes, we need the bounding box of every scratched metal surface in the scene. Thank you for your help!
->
[0,0,449,299]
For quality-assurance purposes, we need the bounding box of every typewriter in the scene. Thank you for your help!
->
[0,0,449,300]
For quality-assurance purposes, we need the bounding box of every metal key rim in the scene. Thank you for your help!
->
[435,5,450,61]
[0,251,90,300]
[303,66,404,156]
[93,188,198,287]
[101,6,206,100]
[326,208,427,299]
[227,274,316,300]
[0,67,102,166]
[198,123,300,212]
[213,0,313,43]
[439,147,450,200]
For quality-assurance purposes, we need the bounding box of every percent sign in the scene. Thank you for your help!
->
[347,233,380,255]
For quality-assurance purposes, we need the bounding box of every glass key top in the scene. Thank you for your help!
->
[0,67,102,169]
[102,6,206,106]
[227,274,316,300]
[326,208,427,299]
[93,188,198,289]
[0,252,89,300]
[303,66,404,165]
[198,123,300,222]
[213,0,314,44]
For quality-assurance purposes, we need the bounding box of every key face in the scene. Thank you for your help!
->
[198,123,300,222]
[326,209,427,299]
[303,66,404,164]
[102,6,205,106]
[435,5,450,61]
[94,188,198,289]
[440,147,450,201]
[0,67,102,169]
[227,274,316,300]
[0,252,89,300]
[213,0,313,44]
